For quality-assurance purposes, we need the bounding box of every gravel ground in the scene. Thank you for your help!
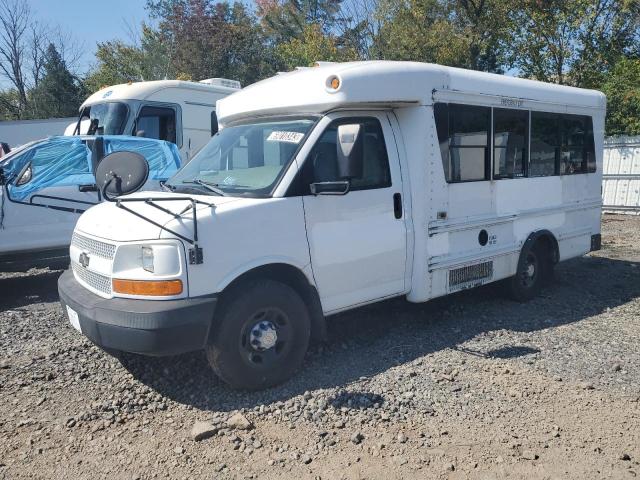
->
[1,214,639,479]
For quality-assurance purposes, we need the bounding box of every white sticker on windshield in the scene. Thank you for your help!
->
[267,131,304,144]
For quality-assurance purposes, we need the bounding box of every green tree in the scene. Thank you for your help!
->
[374,0,514,72]
[146,0,275,86]
[276,23,358,69]
[29,44,84,118]
[256,0,344,42]
[508,0,640,86]
[601,57,640,136]
[84,26,174,93]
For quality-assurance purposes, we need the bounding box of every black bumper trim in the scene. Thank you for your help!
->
[58,270,217,356]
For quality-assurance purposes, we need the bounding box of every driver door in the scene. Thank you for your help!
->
[300,112,408,313]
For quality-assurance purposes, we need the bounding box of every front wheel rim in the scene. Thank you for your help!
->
[520,252,539,288]
[240,307,292,368]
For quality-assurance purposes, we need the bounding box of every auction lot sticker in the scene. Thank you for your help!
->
[267,131,304,143]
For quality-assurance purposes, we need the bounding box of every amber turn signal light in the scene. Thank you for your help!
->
[112,279,183,296]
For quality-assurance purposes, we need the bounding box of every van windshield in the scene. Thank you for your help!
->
[166,118,315,196]
[75,102,129,135]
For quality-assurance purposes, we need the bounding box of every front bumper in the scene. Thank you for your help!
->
[58,270,217,356]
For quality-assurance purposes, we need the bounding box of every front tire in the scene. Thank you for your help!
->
[206,279,311,390]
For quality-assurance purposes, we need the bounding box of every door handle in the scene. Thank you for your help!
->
[78,184,98,192]
[393,193,402,219]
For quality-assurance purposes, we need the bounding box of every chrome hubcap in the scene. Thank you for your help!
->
[526,263,536,277]
[249,321,278,351]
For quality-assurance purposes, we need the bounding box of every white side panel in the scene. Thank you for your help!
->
[407,105,604,302]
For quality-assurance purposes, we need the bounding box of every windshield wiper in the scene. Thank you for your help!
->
[182,179,225,196]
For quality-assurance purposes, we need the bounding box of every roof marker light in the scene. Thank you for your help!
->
[326,75,341,93]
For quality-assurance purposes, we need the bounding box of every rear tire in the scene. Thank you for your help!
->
[508,243,548,302]
[206,279,311,390]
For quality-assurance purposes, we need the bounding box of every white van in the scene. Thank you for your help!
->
[58,61,605,390]
[70,78,241,162]
[0,136,181,271]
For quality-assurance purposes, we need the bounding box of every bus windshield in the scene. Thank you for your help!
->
[75,102,129,136]
[166,117,315,197]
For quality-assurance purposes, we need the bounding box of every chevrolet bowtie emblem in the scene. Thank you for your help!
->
[79,252,90,268]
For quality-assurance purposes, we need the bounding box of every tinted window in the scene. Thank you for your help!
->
[135,106,177,144]
[306,118,391,191]
[530,112,560,177]
[493,108,528,178]
[531,112,596,176]
[434,103,490,182]
[561,115,596,174]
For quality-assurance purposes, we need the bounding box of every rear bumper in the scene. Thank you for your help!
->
[58,270,217,356]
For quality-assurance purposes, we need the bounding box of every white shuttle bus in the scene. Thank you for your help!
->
[70,78,241,162]
[58,61,605,390]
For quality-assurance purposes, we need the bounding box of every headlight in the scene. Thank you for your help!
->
[142,246,154,273]
[111,240,186,298]
[112,241,183,278]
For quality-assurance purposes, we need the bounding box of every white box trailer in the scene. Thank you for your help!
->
[58,61,605,390]
[70,78,241,162]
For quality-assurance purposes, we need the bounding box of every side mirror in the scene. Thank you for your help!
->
[336,123,364,180]
[95,151,149,201]
[135,130,146,137]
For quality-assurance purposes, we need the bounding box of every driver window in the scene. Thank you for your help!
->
[135,106,178,144]
[304,117,391,192]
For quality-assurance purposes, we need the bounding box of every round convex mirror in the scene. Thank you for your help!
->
[95,151,149,199]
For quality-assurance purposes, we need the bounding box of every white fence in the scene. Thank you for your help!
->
[0,117,76,148]
[603,136,640,215]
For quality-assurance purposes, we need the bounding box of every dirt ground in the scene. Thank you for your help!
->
[0,215,639,480]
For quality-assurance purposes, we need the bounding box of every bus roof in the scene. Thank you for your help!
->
[216,61,606,125]
[81,79,241,109]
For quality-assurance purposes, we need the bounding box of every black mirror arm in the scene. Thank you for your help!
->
[101,174,122,202]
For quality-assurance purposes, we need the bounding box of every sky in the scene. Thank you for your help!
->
[28,0,150,75]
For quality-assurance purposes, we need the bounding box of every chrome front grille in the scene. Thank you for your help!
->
[71,232,116,260]
[72,262,112,295]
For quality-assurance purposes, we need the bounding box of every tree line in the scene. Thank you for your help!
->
[0,0,639,135]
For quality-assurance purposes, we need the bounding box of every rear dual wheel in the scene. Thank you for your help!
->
[206,279,311,390]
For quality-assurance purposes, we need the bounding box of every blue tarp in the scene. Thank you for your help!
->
[2,136,181,201]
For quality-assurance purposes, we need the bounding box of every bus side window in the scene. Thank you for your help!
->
[530,112,560,177]
[493,108,528,179]
[562,114,596,174]
[434,103,490,183]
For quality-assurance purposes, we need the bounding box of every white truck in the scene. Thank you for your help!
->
[70,78,241,162]
[58,61,605,390]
